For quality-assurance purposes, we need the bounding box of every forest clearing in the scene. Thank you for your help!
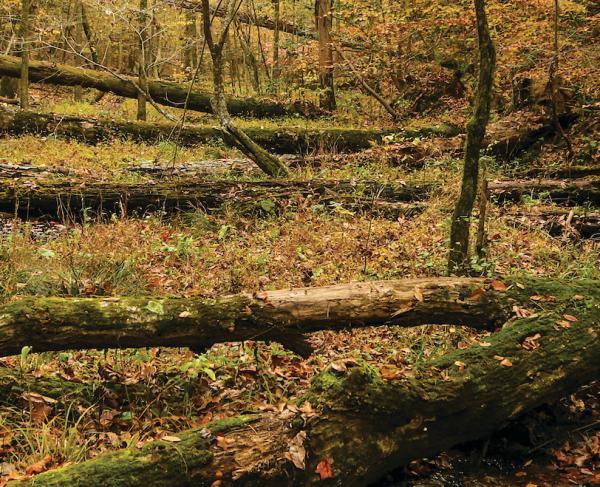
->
[0,0,599,485]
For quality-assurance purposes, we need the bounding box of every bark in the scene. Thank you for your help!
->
[448,0,496,274]
[18,0,30,109]
[0,277,512,359]
[315,0,336,111]
[0,107,447,153]
[183,10,198,70]
[8,277,600,486]
[0,54,321,118]
[490,178,600,206]
[0,176,427,220]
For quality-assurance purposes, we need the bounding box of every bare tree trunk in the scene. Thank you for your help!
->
[314,0,335,111]
[448,0,495,274]
[137,0,149,120]
[548,0,573,158]
[73,0,84,102]
[18,0,30,109]
[200,0,289,177]
[183,9,198,71]
[271,0,280,92]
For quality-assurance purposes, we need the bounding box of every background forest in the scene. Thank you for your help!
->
[0,0,599,485]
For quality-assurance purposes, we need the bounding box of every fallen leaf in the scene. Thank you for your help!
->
[216,435,228,449]
[454,361,466,371]
[556,320,571,329]
[563,314,578,322]
[25,454,52,475]
[178,311,191,318]
[491,280,507,292]
[500,358,513,367]
[315,458,334,480]
[470,287,486,300]
[162,435,182,443]
[479,342,492,347]
[516,282,525,289]
[285,431,307,469]
[494,355,505,361]
[522,333,542,351]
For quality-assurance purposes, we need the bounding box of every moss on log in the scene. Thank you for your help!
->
[0,278,508,358]
[0,54,318,118]
[490,178,600,206]
[0,177,427,220]
[0,107,459,154]
[10,277,600,486]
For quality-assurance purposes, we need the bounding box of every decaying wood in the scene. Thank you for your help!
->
[0,54,319,118]
[0,177,428,220]
[490,177,600,206]
[0,107,447,154]
[0,277,505,358]
[8,277,600,486]
[504,208,600,240]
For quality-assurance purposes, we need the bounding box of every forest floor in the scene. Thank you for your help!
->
[1,88,600,486]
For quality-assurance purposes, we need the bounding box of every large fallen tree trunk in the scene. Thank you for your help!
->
[8,277,600,486]
[0,54,318,118]
[0,177,428,220]
[0,278,508,358]
[0,107,455,154]
[490,177,600,205]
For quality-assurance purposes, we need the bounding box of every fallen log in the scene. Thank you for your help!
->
[0,177,428,220]
[9,277,600,486]
[504,208,600,240]
[486,112,577,160]
[518,165,600,179]
[0,278,508,358]
[0,54,318,118]
[490,178,600,205]
[0,107,449,153]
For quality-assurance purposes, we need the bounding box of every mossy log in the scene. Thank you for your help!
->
[490,178,600,206]
[0,107,446,154]
[0,54,317,118]
[0,278,509,358]
[0,177,427,220]
[10,277,600,486]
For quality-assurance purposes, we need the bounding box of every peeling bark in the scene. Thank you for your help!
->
[9,277,600,487]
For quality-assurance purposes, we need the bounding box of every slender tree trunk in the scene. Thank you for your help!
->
[314,0,336,111]
[271,0,280,92]
[448,0,496,274]
[200,0,289,177]
[18,0,30,109]
[183,10,198,71]
[79,1,98,64]
[548,0,573,158]
[73,0,84,102]
[137,0,149,120]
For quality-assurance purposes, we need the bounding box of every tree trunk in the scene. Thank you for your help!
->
[490,178,600,206]
[183,10,198,70]
[8,277,600,487]
[137,0,149,121]
[72,0,84,102]
[271,0,280,91]
[0,174,427,220]
[448,0,496,274]
[200,0,289,177]
[0,277,510,358]
[0,54,321,118]
[18,0,30,109]
[0,107,445,153]
[315,0,336,111]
